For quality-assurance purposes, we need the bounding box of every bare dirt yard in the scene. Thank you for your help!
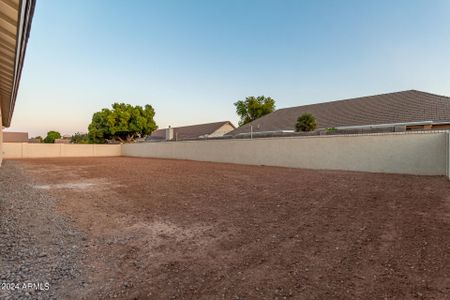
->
[1,157,450,299]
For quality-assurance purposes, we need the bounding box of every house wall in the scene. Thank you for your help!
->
[0,106,3,166]
[122,131,450,177]
[209,123,235,137]
[2,143,121,158]
[448,132,450,179]
[432,124,450,130]
[0,126,3,166]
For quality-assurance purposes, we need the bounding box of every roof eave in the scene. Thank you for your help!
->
[0,0,35,127]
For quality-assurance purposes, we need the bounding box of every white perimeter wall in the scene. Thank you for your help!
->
[2,143,121,158]
[2,132,449,178]
[123,131,450,177]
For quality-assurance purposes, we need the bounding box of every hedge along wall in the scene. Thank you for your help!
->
[2,143,121,158]
[122,131,450,178]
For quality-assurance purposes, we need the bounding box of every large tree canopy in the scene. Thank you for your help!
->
[43,131,61,143]
[234,96,276,126]
[88,103,157,143]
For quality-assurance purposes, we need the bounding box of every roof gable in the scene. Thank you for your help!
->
[151,121,235,140]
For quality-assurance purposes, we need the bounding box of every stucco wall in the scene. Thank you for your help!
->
[3,132,450,178]
[123,131,450,177]
[0,106,2,165]
[0,126,3,165]
[210,123,235,137]
[447,132,450,179]
[3,143,121,158]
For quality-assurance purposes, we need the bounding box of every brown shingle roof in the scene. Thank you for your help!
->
[228,90,450,135]
[151,121,235,140]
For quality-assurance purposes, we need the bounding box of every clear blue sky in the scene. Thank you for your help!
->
[8,0,450,137]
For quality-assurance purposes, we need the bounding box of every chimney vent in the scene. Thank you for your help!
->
[165,126,174,141]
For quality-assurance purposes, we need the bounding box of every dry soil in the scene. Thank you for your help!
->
[2,157,450,299]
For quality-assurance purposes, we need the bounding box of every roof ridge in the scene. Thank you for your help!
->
[409,89,450,100]
[161,121,234,130]
[276,90,420,112]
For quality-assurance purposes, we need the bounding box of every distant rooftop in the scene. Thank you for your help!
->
[3,131,28,143]
[228,90,450,135]
[150,121,235,141]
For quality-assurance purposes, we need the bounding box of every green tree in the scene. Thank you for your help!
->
[71,132,90,144]
[43,131,61,143]
[88,103,157,143]
[234,96,276,126]
[295,113,317,132]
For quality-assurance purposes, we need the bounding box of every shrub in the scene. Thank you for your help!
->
[295,113,317,132]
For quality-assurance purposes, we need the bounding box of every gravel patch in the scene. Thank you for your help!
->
[0,161,86,299]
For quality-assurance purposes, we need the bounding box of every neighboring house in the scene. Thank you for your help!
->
[3,132,29,143]
[228,90,450,136]
[55,135,71,144]
[148,121,235,141]
[28,137,42,143]
[54,139,70,144]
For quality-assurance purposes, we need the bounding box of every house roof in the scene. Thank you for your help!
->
[3,131,28,142]
[0,0,35,127]
[228,90,450,135]
[150,121,235,140]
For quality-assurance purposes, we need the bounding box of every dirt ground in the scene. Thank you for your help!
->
[6,157,450,299]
